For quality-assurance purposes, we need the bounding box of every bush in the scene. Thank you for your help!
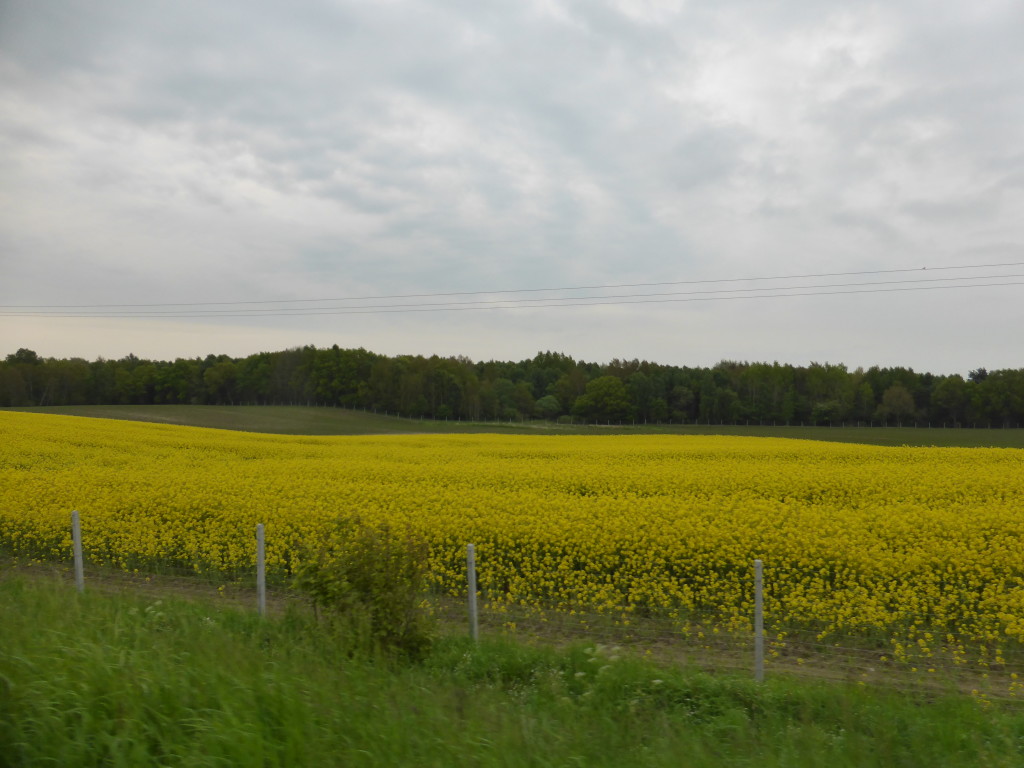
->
[293,516,432,658]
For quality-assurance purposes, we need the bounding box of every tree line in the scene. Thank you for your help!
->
[2,346,1022,427]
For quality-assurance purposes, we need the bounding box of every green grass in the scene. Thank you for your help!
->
[2,577,1023,767]
[5,404,1024,446]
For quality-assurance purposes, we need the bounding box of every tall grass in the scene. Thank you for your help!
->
[2,577,1023,767]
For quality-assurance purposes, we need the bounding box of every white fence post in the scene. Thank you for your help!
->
[256,523,266,617]
[754,558,764,682]
[467,543,479,641]
[71,510,84,593]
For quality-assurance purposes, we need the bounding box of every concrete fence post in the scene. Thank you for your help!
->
[256,523,266,617]
[71,510,84,593]
[467,543,479,641]
[754,558,764,682]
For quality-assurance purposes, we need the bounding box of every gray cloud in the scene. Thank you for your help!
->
[1,0,1021,372]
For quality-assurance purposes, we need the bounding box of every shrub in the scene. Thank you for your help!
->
[293,516,432,658]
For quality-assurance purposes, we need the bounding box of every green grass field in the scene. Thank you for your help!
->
[3,576,1022,768]
[6,404,1024,446]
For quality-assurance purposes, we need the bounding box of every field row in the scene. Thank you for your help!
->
[2,412,1023,666]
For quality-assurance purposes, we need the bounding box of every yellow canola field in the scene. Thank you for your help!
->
[2,411,1024,658]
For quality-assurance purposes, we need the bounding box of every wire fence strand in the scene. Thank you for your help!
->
[8,523,1024,703]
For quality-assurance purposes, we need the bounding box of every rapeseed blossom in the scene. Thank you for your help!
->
[2,411,1023,665]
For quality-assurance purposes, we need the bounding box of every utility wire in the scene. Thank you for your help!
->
[2,261,1023,309]
[3,272,1022,317]
[2,279,1021,318]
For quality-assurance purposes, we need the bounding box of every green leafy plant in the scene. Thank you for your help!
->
[293,516,432,658]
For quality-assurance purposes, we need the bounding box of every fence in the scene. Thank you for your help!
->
[18,510,1024,699]
[349,406,1024,430]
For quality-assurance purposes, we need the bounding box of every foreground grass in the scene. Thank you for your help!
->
[5,404,1024,446]
[2,578,1023,767]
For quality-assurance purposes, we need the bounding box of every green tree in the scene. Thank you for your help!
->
[697,374,718,422]
[626,371,653,420]
[478,380,499,420]
[512,381,535,418]
[3,348,42,404]
[804,362,853,421]
[5,348,41,366]
[460,373,481,420]
[970,370,1024,425]
[875,383,916,424]
[854,382,876,421]
[204,361,239,405]
[493,378,519,419]
[550,369,587,413]
[930,375,966,424]
[572,376,634,422]
[649,397,669,422]
[236,353,271,404]
[669,384,695,422]
[534,394,562,420]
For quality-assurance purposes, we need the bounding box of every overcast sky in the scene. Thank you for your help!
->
[1,0,1022,375]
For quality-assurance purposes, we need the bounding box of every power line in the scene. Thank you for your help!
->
[2,279,1021,318]
[3,272,1022,317]
[2,261,1023,310]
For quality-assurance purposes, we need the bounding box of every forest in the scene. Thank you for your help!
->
[2,346,1022,427]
